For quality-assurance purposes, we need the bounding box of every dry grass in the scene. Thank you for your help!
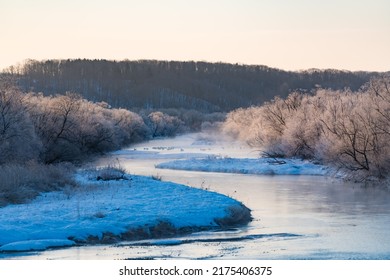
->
[85,164,127,181]
[0,162,76,207]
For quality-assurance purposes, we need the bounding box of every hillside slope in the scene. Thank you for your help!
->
[5,59,381,111]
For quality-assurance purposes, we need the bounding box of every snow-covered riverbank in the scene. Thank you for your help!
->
[0,171,250,253]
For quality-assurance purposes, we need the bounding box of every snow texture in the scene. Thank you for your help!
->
[0,173,244,252]
[0,239,75,252]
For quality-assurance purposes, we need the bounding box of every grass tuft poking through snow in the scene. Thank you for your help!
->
[91,165,127,181]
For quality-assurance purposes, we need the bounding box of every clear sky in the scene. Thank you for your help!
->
[1,0,389,71]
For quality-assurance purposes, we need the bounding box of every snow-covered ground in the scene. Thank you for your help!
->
[156,156,328,176]
[0,171,249,253]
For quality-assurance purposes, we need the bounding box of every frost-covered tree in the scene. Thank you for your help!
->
[24,92,83,163]
[146,111,184,137]
[110,108,150,144]
[222,76,390,181]
[223,93,303,157]
[281,93,323,159]
[24,92,151,162]
[318,77,390,180]
[0,78,40,163]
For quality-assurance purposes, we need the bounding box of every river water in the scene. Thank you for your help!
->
[11,133,390,259]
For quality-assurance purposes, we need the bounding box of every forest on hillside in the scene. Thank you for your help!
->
[4,59,381,112]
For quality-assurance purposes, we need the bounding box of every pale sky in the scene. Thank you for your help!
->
[1,0,389,71]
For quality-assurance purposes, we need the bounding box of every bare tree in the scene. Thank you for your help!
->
[222,78,390,181]
[0,78,40,163]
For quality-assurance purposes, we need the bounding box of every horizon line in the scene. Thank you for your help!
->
[2,58,389,74]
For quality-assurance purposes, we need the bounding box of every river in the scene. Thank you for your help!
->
[11,133,390,259]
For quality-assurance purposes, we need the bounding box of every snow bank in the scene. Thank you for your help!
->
[0,173,250,252]
[0,240,75,252]
[156,157,328,176]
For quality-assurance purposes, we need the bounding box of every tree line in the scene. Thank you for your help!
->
[222,76,390,182]
[0,77,223,205]
[0,77,222,164]
[4,59,380,112]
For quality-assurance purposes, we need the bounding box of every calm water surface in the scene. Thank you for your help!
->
[7,133,390,259]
